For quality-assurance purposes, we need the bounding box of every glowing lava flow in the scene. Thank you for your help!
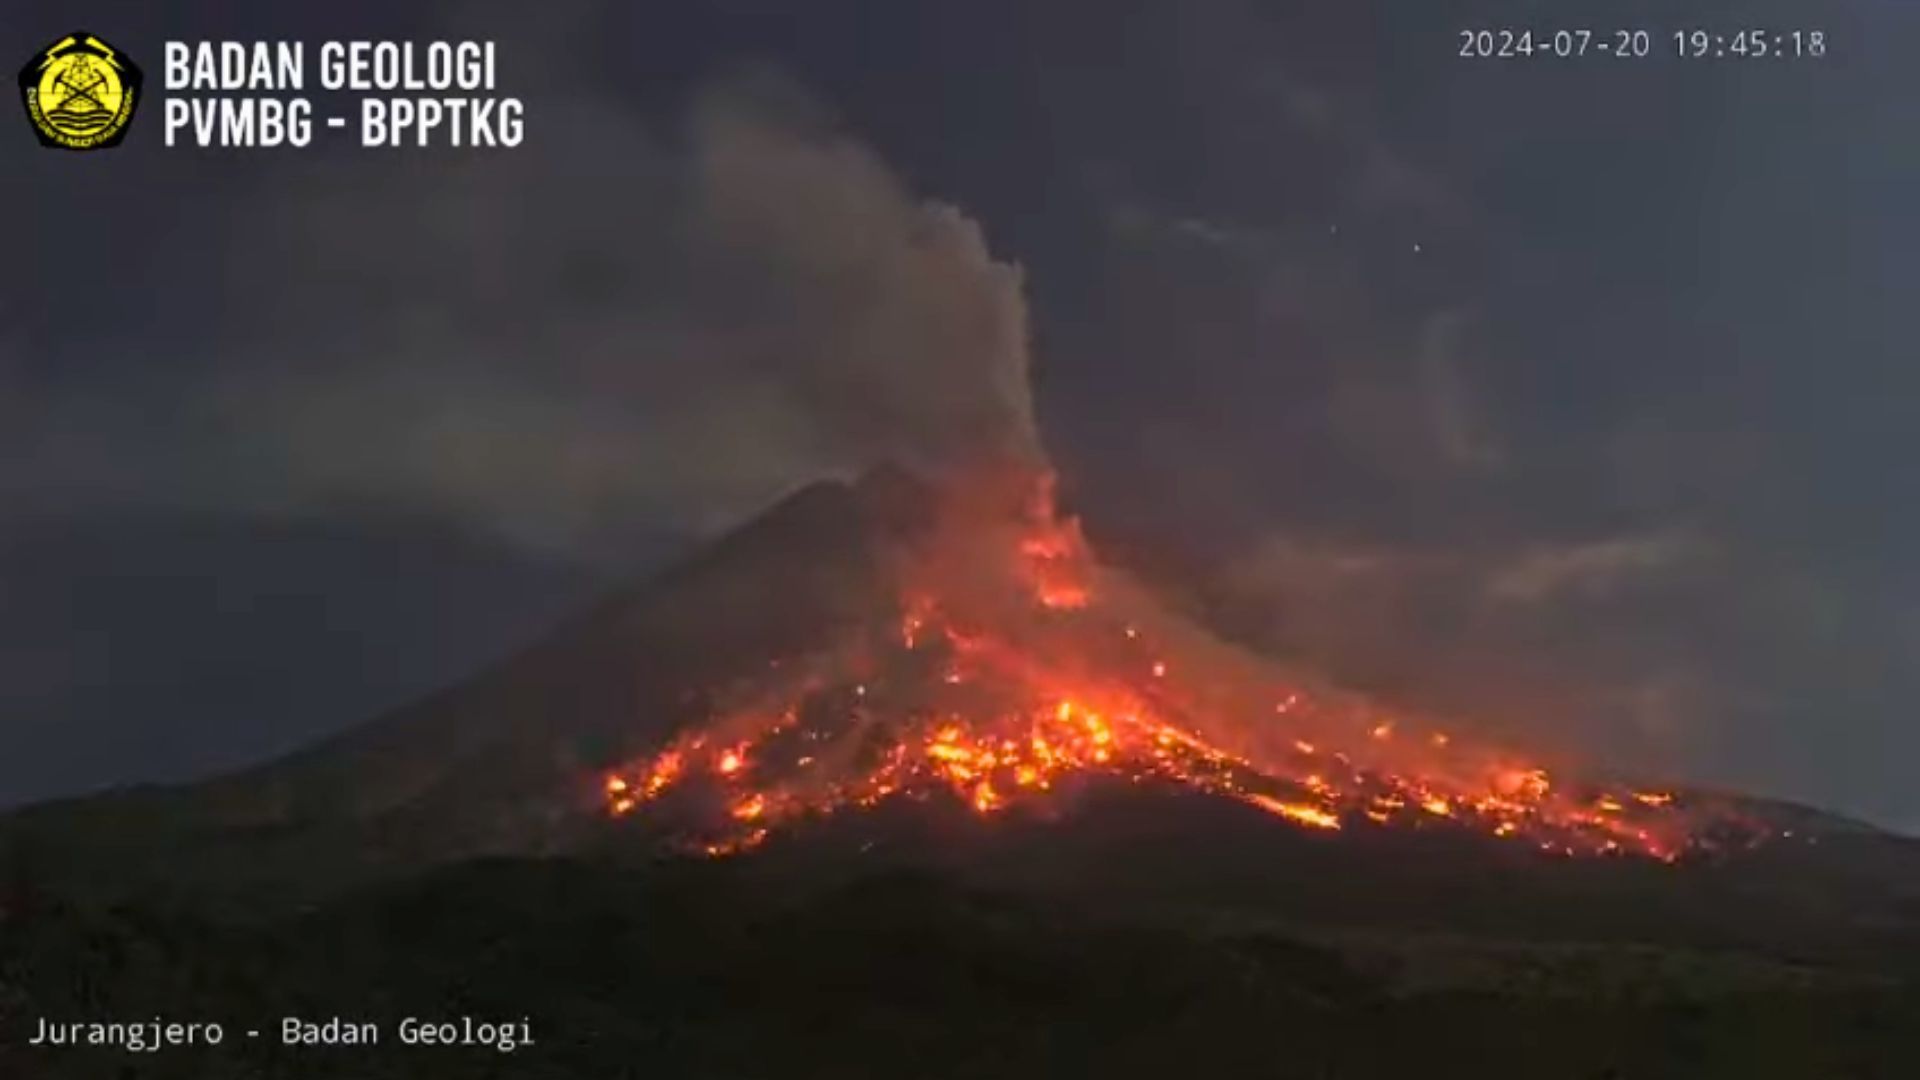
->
[602,473,1752,861]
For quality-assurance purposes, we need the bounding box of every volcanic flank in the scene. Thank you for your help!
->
[3,463,1918,962]
[6,463,1918,1079]
[596,463,1761,862]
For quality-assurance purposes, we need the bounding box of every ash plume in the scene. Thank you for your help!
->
[7,78,1041,564]
[234,80,1042,560]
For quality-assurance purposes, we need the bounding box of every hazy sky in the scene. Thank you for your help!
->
[4,1,1916,830]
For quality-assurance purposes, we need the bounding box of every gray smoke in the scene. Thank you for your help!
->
[231,80,1040,558]
[8,77,1041,563]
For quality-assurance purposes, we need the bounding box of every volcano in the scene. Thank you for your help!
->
[4,466,1914,936]
[6,467,1920,1079]
[598,464,1747,862]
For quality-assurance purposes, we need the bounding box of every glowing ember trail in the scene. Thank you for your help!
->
[602,471,1759,861]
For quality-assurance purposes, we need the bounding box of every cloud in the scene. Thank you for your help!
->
[1203,523,1723,763]
[232,79,1040,559]
[1417,309,1505,472]
[1485,531,1705,605]
[7,76,1040,564]
[684,85,1041,471]
[1254,71,1462,221]
[1209,533,1465,699]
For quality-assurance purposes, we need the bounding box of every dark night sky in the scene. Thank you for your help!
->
[4,1,1916,830]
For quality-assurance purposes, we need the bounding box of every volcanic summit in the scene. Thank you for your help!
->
[597,464,1756,862]
[3,464,1817,914]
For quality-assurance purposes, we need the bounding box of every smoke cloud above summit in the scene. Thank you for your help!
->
[227,80,1039,559]
[9,77,1040,563]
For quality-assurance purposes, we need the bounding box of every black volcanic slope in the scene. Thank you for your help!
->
[0,470,929,908]
[3,469,1918,1077]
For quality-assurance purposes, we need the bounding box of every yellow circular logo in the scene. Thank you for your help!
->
[19,32,142,150]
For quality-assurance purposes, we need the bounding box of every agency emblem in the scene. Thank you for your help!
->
[19,32,142,150]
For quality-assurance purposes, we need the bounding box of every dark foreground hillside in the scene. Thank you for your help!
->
[3,855,1916,1080]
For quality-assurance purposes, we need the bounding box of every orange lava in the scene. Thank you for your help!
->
[603,471,1752,862]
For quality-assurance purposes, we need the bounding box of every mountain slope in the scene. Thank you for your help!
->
[3,465,1916,962]
[0,469,934,908]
